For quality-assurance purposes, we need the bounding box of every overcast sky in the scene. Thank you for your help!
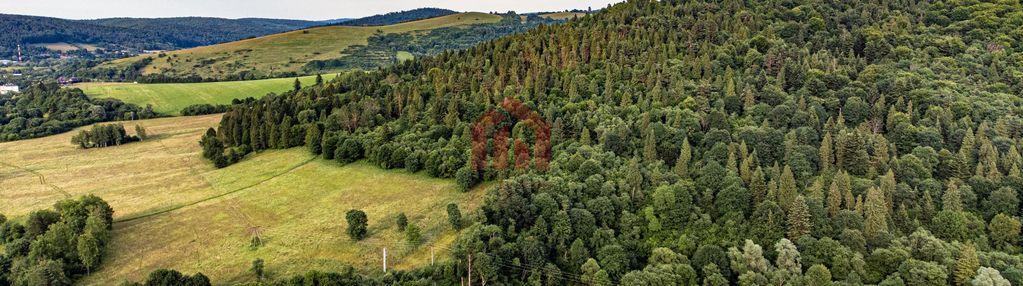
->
[0,0,621,20]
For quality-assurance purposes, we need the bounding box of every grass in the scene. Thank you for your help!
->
[0,115,483,285]
[76,74,337,115]
[396,51,415,62]
[539,12,588,20]
[30,42,100,52]
[98,12,501,79]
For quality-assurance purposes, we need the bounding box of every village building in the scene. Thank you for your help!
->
[0,84,19,94]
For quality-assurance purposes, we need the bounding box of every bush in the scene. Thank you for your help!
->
[396,213,408,231]
[446,204,462,230]
[345,209,368,240]
[405,224,422,247]
[455,166,479,192]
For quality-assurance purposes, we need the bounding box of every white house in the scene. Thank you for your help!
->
[0,84,19,94]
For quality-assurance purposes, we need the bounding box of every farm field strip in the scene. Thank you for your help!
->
[77,74,337,115]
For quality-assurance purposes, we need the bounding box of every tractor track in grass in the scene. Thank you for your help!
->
[0,161,71,198]
[113,154,316,225]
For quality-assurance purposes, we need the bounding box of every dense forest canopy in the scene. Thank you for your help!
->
[303,14,564,72]
[0,14,320,59]
[337,8,458,26]
[200,0,1023,284]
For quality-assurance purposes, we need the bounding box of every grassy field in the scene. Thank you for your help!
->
[30,42,100,52]
[98,12,501,79]
[76,74,337,115]
[539,12,588,20]
[0,115,483,284]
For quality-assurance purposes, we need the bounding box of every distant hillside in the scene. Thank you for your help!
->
[0,14,319,60]
[85,17,318,43]
[339,8,457,26]
[88,12,564,81]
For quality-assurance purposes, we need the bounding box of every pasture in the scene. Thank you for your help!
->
[77,74,336,115]
[0,115,481,284]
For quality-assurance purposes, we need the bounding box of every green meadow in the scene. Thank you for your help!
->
[77,74,336,115]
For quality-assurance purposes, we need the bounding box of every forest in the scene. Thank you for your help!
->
[192,0,1023,284]
[0,196,115,285]
[0,82,159,142]
[0,14,319,60]
[337,8,458,26]
[303,14,565,72]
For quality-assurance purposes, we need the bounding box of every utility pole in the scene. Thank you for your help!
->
[431,246,435,265]
[16,44,22,62]
[382,247,387,273]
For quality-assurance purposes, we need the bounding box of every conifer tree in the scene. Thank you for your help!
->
[864,187,889,238]
[879,169,896,214]
[827,179,843,217]
[787,195,811,239]
[674,138,691,178]
[921,190,936,223]
[778,165,798,210]
[750,167,768,205]
[644,131,658,161]
[819,132,834,173]
[943,182,963,212]
[960,127,976,167]
[580,127,591,145]
[955,244,980,286]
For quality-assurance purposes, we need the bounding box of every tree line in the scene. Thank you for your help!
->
[0,82,159,142]
[0,195,114,285]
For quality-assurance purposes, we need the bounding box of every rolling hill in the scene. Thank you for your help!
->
[0,14,321,60]
[338,8,457,26]
[93,12,507,80]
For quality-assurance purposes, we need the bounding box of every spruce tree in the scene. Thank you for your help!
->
[819,132,834,173]
[879,169,896,214]
[674,138,692,178]
[778,165,798,210]
[643,131,658,161]
[954,244,980,286]
[943,182,963,212]
[864,187,889,238]
[826,179,843,218]
[787,195,811,239]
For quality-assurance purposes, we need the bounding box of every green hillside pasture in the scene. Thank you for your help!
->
[99,12,501,78]
[82,153,482,284]
[77,74,336,115]
[0,115,482,284]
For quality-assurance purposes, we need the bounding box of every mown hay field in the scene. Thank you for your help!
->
[0,115,482,285]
